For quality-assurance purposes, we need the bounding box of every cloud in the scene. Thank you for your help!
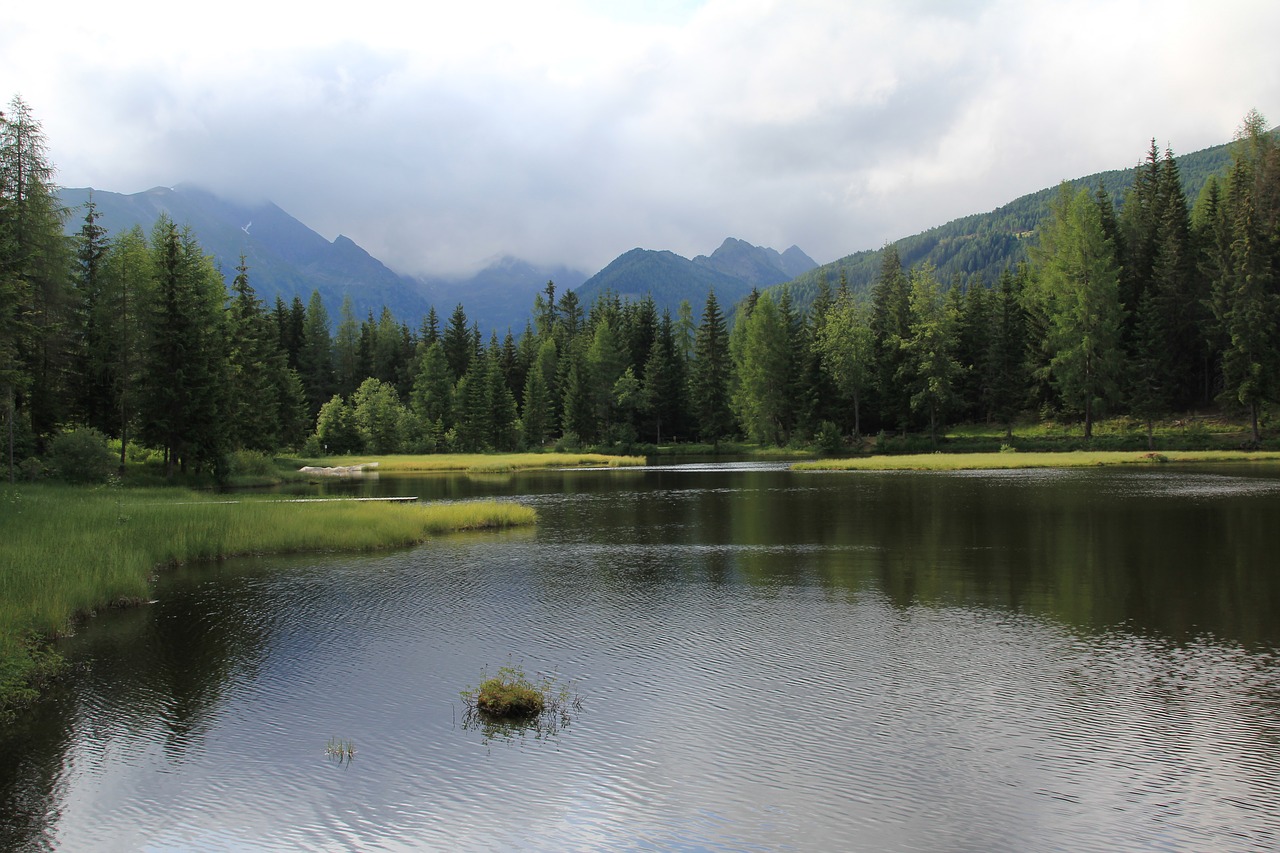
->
[3,0,1278,276]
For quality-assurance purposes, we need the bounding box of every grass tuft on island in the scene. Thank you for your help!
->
[460,662,582,741]
[793,449,1280,472]
[295,452,646,475]
[0,484,535,720]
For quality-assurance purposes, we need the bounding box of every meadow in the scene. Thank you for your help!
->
[0,484,535,717]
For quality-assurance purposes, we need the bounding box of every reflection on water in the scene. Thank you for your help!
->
[3,464,1280,851]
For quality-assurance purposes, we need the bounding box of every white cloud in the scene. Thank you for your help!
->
[3,0,1278,276]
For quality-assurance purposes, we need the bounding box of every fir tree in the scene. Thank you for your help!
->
[689,289,733,444]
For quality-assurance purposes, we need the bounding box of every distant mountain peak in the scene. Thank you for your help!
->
[692,237,817,287]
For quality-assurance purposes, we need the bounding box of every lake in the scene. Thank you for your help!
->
[3,461,1280,851]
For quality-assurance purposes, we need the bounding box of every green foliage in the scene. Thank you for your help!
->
[1027,186,1125,438]
[313,394,362,455]
[47,426,116,483]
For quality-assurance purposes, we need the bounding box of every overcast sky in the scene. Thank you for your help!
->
[4,1,1278,277]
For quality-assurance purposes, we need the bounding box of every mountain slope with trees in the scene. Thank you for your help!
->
[776,135,1245,310]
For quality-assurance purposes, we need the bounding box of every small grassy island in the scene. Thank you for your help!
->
[460,663,582,739]
[0,485,535,720]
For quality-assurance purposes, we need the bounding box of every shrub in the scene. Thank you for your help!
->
[227,449,277,478]
[813,421,844,454]
[47,427,116,484]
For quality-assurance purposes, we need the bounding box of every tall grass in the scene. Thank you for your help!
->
[793,450,1280,472]
[299,452,646,473]
[0,484,535,716]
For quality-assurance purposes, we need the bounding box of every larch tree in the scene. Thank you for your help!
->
[1028,186,1125,439]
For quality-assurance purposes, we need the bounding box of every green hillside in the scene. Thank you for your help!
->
[776,137,1238,308]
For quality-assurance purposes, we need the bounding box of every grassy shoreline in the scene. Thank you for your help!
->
[292,451,646,476]
[0,484,535,719]
[793,449,1280,472]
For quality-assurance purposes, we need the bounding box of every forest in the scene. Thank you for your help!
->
[2,96,1279,482]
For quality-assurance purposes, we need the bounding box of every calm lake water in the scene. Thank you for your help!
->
[4,462,1280,851]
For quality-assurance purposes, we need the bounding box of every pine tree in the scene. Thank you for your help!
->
[0,96,72,448]
[70,197,114,433]
[871,244,913,434]
[689,289,733,444]
[411,340,453,430]
[442,303,472,382]
[1028,186,1125,439]
[520,357,551,449]
[985,267,1029,439]
[901,264,960,446]
[333,296,361,397]
[818,290,874,439]
[733,292,791,445]
[298,291,334,420]
[225,256,285,451]
[139,216,228,475]
[1215,111,1279,443]
[641,310,687,444]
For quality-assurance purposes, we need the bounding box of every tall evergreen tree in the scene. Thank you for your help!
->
[442,303,472,382]
[0,96,72,448]
[689,289,734,444]
[1028,186,1125,439]
[901,264,960,446]
[298,290,334,420]
[520,356,551,449]
[225,256,286,451]
[1214,111,1279,443]
[985,267,1029,438]
[871,244,913,434]
[139,216,228,475]
[70,197,114,433]
[818,290,875,439]
[733,292,791,445]
[333,295,361,397]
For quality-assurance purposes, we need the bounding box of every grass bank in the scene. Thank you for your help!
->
[0,484,535,719]
[793,449,1280,472]
[297,452,646,474]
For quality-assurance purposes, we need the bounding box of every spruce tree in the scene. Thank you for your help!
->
[298,291,334,420]
[689,289,733,444]
[871,244,913,434]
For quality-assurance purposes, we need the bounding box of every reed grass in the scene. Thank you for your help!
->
[299,452,646,473]
[793,450,1280,472]
[0,484,535,717]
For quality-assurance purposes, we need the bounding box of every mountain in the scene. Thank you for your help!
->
[573,248,756,316]
[57,184,436,324]
[419,256,589,334]
[693,238,818,287]
[773,136,1243,310]
[573,240,816,318]
[57,184,581,333]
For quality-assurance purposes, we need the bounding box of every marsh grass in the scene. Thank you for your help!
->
[793,450,1280,472]
[460,663,582,743]
[326,737,356,763]
[295,452,645,474]
[0,484,535,718]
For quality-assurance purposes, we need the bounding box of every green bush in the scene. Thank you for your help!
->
[813,421,844,454]
[226,449,277,478]
[47,427,116,484]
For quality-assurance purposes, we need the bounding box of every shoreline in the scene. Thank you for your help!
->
[792,450,1280,472]
[0,487,535,721]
